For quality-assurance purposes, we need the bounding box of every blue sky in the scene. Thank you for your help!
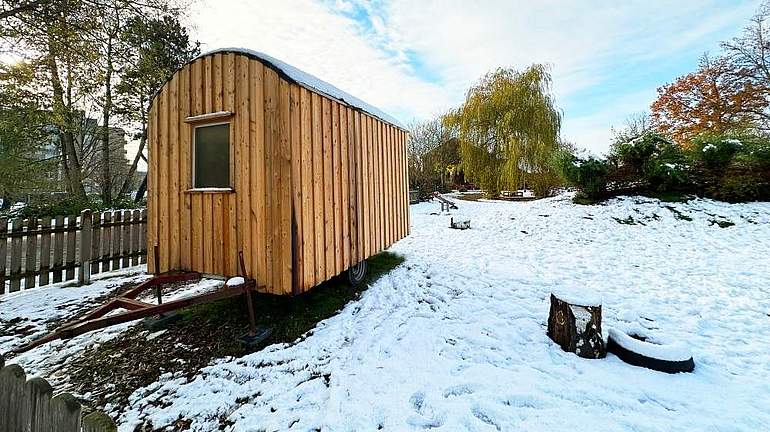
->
[192,0,761,154]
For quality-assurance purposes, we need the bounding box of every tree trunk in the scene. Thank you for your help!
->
[47,46,86,199]
[547,293,606,359]
[134,173,147,203]
[100,35,114,205]
[118,108,147,198]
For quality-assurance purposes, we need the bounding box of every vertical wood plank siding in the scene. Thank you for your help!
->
[148,53,408,295]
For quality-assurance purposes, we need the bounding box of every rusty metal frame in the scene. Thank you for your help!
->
[13,272,259,354]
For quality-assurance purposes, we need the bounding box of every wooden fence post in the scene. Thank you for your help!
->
[121,210,131,269]
[140,209,147,265]
[111,211,121,271]
[1,357,118,432]
[24,217,38,290]
[39,217,52,286]
[82,411,117,432]
[52,216,64,284]
[9,218,22,292]
[0,362,27,431]
[131,209,141,266]
[0,217,7,294]
[65,216,77,281]
[101,212,112,273]
[79,209,92,285]
[90,212,101,276]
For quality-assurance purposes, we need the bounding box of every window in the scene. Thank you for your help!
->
[193,123,230,188]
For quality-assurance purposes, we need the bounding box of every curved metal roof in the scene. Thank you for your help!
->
[197,48,405,129]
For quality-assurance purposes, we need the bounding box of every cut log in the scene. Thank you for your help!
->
[547,293,606,359]
[449,218,471,230]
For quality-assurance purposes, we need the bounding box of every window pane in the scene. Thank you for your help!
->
[194,123,230,188]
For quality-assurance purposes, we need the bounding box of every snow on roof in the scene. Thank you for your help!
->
[200,48,405,129]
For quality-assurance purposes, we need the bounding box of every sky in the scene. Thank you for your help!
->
[184,0,761,155]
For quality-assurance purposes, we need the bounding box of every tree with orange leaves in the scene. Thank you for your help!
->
[650,55,769,146]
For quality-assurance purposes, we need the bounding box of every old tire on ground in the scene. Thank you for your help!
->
[347,260,368,286]
[607,328,694,374]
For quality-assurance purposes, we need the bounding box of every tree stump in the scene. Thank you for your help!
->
[547,293,606,359]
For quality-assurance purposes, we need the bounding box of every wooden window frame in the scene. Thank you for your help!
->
[188,120,235,193]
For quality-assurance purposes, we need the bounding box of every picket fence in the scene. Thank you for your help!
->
[0,209,147,295]
[0,355,117,432]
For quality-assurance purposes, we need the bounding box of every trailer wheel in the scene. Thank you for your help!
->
[347,260,368,286]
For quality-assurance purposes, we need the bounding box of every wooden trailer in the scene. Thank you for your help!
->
[147,48,409,295]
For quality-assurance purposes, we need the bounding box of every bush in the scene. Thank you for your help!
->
[643,157,689,192]
[554,131,769,204]
[688,135,743,168]
[554,150,609,200]
[732,136,770,167]
[609,133,688,192]
[710,164,769,202]
[610,133,670,171]
[4,194,144,218]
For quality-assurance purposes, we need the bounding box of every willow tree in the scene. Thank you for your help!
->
[445,65,561,196]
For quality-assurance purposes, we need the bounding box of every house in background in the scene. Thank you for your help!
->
[37,114,132,198]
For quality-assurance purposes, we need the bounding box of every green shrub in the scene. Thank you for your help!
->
[608,133,688,192]
[733,136,770,167]
[644,158,688,192]
[558,131,769,204]
[689,135,743,168]
[554,150,609,200]
[610,133,670,171]
[5,194,144,218]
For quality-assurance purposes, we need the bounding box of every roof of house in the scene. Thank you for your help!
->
[199,48,404,129]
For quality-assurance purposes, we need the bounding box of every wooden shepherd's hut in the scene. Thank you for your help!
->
[147,48,409,295]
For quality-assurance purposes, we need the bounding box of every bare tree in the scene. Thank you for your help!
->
[722,1,770,129]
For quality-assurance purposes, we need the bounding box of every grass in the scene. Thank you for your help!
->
[710,219,735,228]
[572,195,600,205]
[612,216,644,225]
[62,251,405,417]
[642,191,694,203]
[180,251,406,344]
[573,190,694,206]
[664,205,693,221]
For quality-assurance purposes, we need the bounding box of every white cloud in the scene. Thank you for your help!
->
[562,89,659,156]
[189,0,760,151]
[188,0,452,122]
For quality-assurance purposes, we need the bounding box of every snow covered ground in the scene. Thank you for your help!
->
[115,194,770,431]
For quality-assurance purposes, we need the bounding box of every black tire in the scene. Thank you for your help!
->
[347,260,368,286]
[607,330,695,374]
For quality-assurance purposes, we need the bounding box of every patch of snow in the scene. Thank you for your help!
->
[146,330,167,341]
[186,187,234,192]
[551,287,603,307]
[225,276,245,287]
[608,327,692,362]
[570,305,594,332]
